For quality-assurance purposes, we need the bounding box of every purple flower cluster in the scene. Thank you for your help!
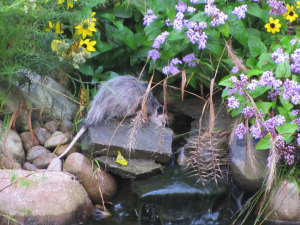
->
[143,9,158,26]
[242,106,255,119]
[264,116,285,132]
[190,0,200,3]
[266,0,287,15]
[250,123,262,139]
[291,118,300,131]
[148,49,161,61]
[235,123,246,139]
[282,79,300,105]
[231,59,243,74]
[232,5,247,19]
[162,58,182,75]
[291,49,300,74]
[186,29,208,49]
[291,110,300,116]
[182,53,199,67]
[152,31,170,49]
[204,4,228,27]
[173,12,184,31]
[271,48,289,64]
[228,74,248,95]
[227,96,240,109]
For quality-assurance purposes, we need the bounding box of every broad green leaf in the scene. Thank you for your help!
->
[160,41,182,59]
[256,133,271,150]
[257,53,272,69]
[247,69,263,78]
[113,21,123,30]
[100,13,115,22]
[206,34,222,57]
[280,98,293,110]
[167,30,186,41]
[95,42,113,53]
[120,26,137,50]
[248,85,270,98]
[219,75,234,87]
[275,60,291,78]
[277,107,293,123]
[228,14,248,46]
[246,57,258,70]
[95,66,103,77]
[247,3,265,21]
[217,21,229,37]
[190,12,209,23]
[271,36,291,53]
[79,64,94,76]
[255,101,272,114]
[81,7,92,19]
[248,35,267,57]
[231,95,246,117]
[276,123,298,141]
[222,89,229,98]
[165,0,177,21]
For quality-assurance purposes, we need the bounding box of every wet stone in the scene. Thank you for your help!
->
[96,156,162,178]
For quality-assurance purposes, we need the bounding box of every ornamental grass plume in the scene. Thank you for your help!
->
[264,17,281,34]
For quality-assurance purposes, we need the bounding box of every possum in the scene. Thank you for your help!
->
[55,75,165,160]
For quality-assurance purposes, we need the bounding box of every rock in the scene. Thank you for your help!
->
[230,135,269,193]
[154,86,182,105]
[0,170,93,225]
[32,153,57,169]
[96,156,162,178]
[81,120,173,163]
[20,132,39,152]
[26,146,51,163]
[44,121,59,133]
[44,131,69,149]
[0,81,32,132]
[16,70,77,122]
[0,121,25,168]
[33,127,51,145]
[63,153,117,204]
[261,181,300,222]
[31,120,41,129]
[47,158,62,171]
[55,144,80,158]
[23,162,38,170]
[58,119,74,133]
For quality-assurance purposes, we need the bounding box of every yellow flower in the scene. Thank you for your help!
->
[80,39,97,53]
[58,0,64,4]
[75,19,97,39]
[45,21,54,32]
[90,12,97,22]
[55,22,64,35]
[296,1,300,11]
[265,17,281,34]
[51,40,62,51]
[283,5,298,22]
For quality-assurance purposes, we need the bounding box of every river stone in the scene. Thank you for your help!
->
[230,135,269,193]
[0,170,93,225]
[20,132,39,152]
[16,70,76,122]
[63,152,118,204]
[81,120,173,163]
[131,167,229,201]
[45,121,59,133]
[23,162,38,170]
[55,144,80,158]
[261,181,300,222]
[96,156,162,178]
[33,127,51,145]
[0,121,25,168]
[26,146,51,163]
[58,119,74,133]
[32,152,57,169]
[47,158,62,171]
[44,131,69,149]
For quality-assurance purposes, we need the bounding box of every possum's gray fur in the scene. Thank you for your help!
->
[48,75,165,164]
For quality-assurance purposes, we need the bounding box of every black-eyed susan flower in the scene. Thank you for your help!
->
[80,39,96,53]
[75,19,97,39]
[265,17,281,34]
[296,1,300,11]
[283,5,298,22]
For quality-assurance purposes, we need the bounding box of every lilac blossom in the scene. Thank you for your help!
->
[165,18,173,26]
[290,39,297,46]
[291,49,300,74]
[242,106,255,119]
[246,80,258,91]
[187,6,196,13]
[227,96,240,109]
[152,31,170,49]
[268,89,281,101]
[250,123,261,139]
[148,49,161,60]
[143,10,158,26]
[186,29,208,49]
[282,79,300,103]
[291,110,300,116]
[190,0,200,3]
[291,117,300,131]
[267,0,287,15]
[258,71,282,90]
[204,5,228,27]
[182,53,199,67]
[170,58,182,66]
[232,66,239,74]
[204,0,215,4]
[232,5,247,19]
[162,65,180,75]
[173,12,185,31]
[235,123,246,139]
[175,1,188,13]
[297,134,300,145]
[271,48,289,64]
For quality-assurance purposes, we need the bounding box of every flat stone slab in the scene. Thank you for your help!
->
[96,156,162,179]
[81,120,173,163]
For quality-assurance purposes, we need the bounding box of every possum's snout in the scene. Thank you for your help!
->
[157,106,164,115]
[148,106,166,127]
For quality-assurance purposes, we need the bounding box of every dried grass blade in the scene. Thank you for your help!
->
[181,70,186,101]
[209,78,215,131]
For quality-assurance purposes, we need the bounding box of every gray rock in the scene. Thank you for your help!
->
[230,135,269,193]
[20,132,39,152]
[0,121,25,168]
[33,127,51,145]
[32,152,57,169]
[44,121,59,133]
[0,170,93,225]
[22,162,38,170]
[26,146,51,163]
[262,181,300,222]
[16,70,76,122]
[96,156,162,178]
[44,131,69,149]
[63,152,118,204]
[47,158,62,171]
[58,119,74,133]
[31,120,41,129]
[55,144,80,158]
[81,120,173,163]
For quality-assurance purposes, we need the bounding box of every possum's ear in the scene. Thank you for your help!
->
[157,106,164,115]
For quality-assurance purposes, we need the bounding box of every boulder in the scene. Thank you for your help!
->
[33,127,51,145]
[16,70,76,122]
[20,132,39,152]
[26,146,51,163]
[63,153,118,204]
[230,135,269,193]
[96,156,162,178]
[32,153,57,169]
[0,170,93,225]
[0,121,25,168]
[44,131,69,149]
[81,120,173,163]
[44,121,59,133]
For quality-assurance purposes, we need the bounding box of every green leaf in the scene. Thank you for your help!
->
[248,35,267,57]
[247,3,265,21]
[256,133,271,150]
[160,41,181,59]
[271,36,291,53]
[228,14,248,46]
[275,60,291,78]
[100,13,115,22]
[113,21,123,30]
[247,69,263,78]
[217,21,229,37]
[277,107,293,123]
[257,53,272,69]
[206,34,222,57]
[246,57,258,70]
[190,12,209,23]
[81,7,92,19]
[95,42,113,53]
[231,95,246,117]
[120,26,137,50]
[79,64,94,76]
[248,85,270,98]
[167,30,186,41]
[219,75,234,87]
[255,101,272,114]
[95,66,103,77]
[280,98,293,110]
[276,123,298,141]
